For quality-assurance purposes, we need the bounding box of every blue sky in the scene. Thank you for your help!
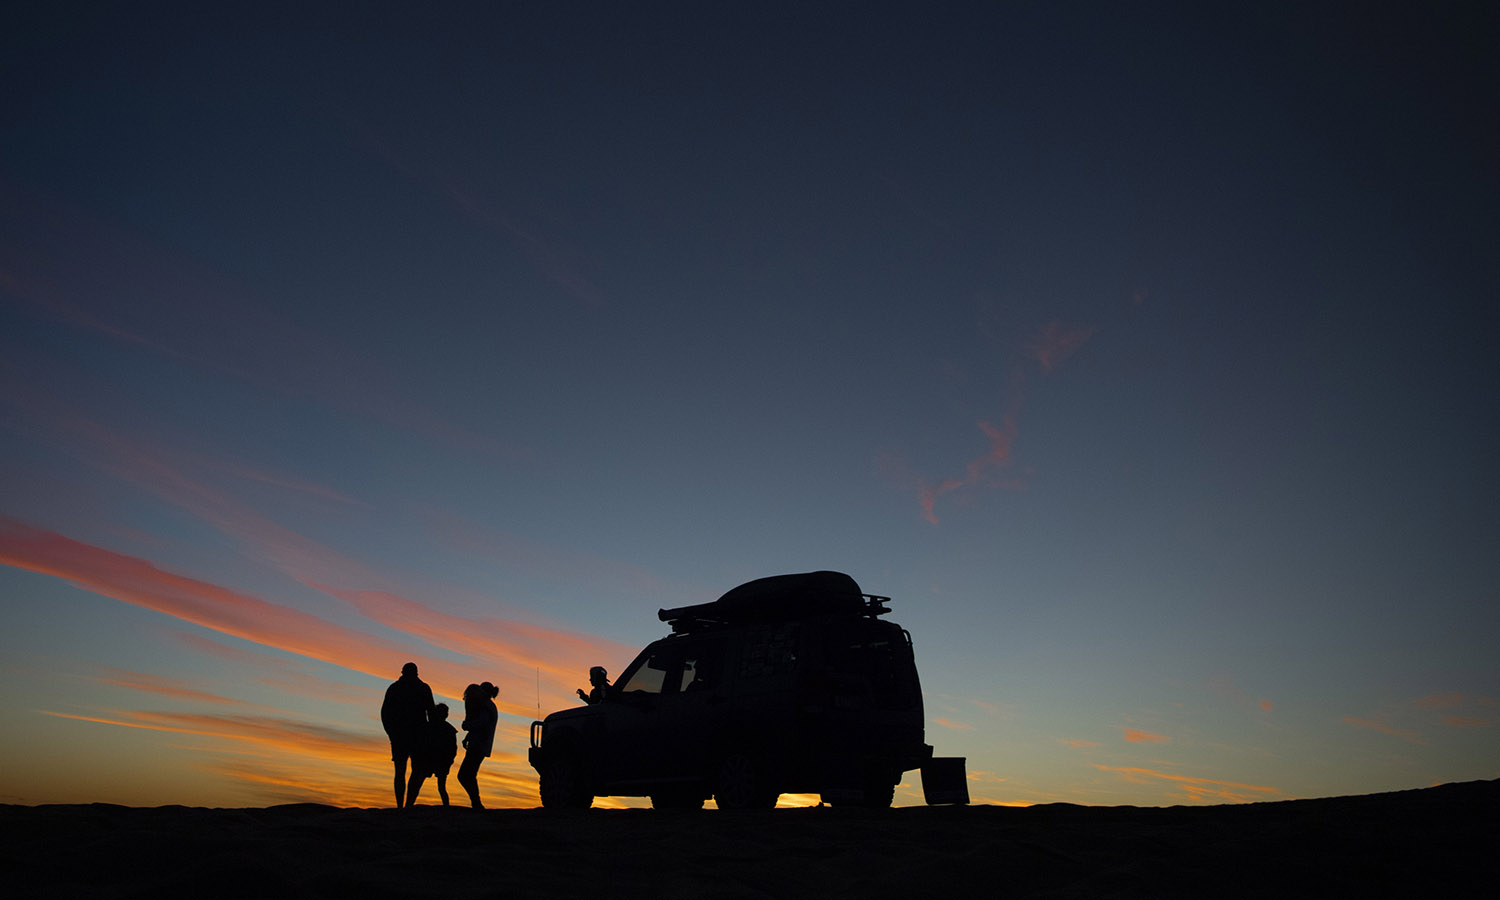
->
[2,1,1497,807]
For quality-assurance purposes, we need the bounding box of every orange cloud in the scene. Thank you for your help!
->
[312,584,637,715]
[1092,765,1282,804]
[933,717,972,731]
[1123,728,1170,744]
[39,707,540,808]
[1058,738,1099,748]
[1342,715,1426,744]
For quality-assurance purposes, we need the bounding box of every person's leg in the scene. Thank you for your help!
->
[405,769,426,808]
[436,768,450,806]
[457,752,482,808]
[392,748,407,808]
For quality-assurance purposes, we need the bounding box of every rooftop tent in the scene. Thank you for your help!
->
[658,570,888,631]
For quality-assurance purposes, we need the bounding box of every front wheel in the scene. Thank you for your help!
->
[539,758,592,809]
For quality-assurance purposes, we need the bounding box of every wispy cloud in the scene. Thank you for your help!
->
[0,180,515,457]
[336,112,609,310]
[1091,765,1282,804]
[933,717,973,731]
[413,504,688,602]
[1028,320,1095,371]
[1342,715,1426,744]
[88,667,257,707]
[896,319,1092,523]
[1058,738,1100,748]
[1441,716,1489,728]
[0,517,414,683]
[311,584,635,717]
[2,516,632,722]
[1413,693,1465,710]
[1122,727,1170,744]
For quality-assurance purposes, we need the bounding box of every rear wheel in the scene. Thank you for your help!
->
[714,754,778,810]
[539,757,592,809]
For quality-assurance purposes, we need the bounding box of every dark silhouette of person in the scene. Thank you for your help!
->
[381,662,435,808]
[404,702,459,807]
[457,681,499,809]
[576,666,610,704]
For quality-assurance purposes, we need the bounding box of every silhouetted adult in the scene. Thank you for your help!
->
[457,681,499,809]
[405,701,459,807]
[381,662,435,808]
[576,666,610,704]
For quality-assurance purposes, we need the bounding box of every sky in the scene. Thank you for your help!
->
[2,1,1497,809]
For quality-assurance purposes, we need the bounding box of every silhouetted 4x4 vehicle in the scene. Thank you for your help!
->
[528,571,931,809]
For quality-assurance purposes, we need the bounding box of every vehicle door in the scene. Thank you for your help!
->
[602,644,675,787]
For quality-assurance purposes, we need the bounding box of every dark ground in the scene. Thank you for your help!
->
[5,779,1496,899]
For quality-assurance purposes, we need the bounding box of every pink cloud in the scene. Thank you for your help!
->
[0,517,414,681]
[1260,699,1273,712]
[1029,320,1096,371]
[967,416,1019,484]
[917,477,964,524]
[89,667,257,707]
[899,317,1093,524]
[1442,716,1489,728]
[1123,728,1170,744]
[1,516,629,719]
[933,717,972,731]
[1413,693,1465,709]
[1058,738,1099,748]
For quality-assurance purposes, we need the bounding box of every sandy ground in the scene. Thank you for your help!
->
[5,779,1495,899]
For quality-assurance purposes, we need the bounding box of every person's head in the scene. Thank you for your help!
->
[462,683,479,702]
[481,681,498,699]
[401,662,418,678]
[589,666,607,686]
[433,702,449,721]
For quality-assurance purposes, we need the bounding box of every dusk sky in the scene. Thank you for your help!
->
[3,2,1497,809]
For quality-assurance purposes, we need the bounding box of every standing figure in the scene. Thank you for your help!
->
[381,662,435,808]
[576,666,610,704]
[457,681,499,809]
[405,701,459,807]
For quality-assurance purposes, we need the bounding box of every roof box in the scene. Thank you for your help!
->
[658,570,890,632]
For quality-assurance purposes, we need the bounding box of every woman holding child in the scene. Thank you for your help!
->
[457,681,499,809]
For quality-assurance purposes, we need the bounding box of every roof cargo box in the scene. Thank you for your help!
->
[658,570,888,632]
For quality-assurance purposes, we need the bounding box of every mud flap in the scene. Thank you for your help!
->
[921,757,969,805]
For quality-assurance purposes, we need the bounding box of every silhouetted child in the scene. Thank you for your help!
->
[405,702,459,807]
[427,703,459,806]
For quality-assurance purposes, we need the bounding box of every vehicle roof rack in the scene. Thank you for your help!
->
[657,570,892,634]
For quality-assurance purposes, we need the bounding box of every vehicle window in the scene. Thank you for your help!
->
[619,655,670,694]
[680,646,721,692]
